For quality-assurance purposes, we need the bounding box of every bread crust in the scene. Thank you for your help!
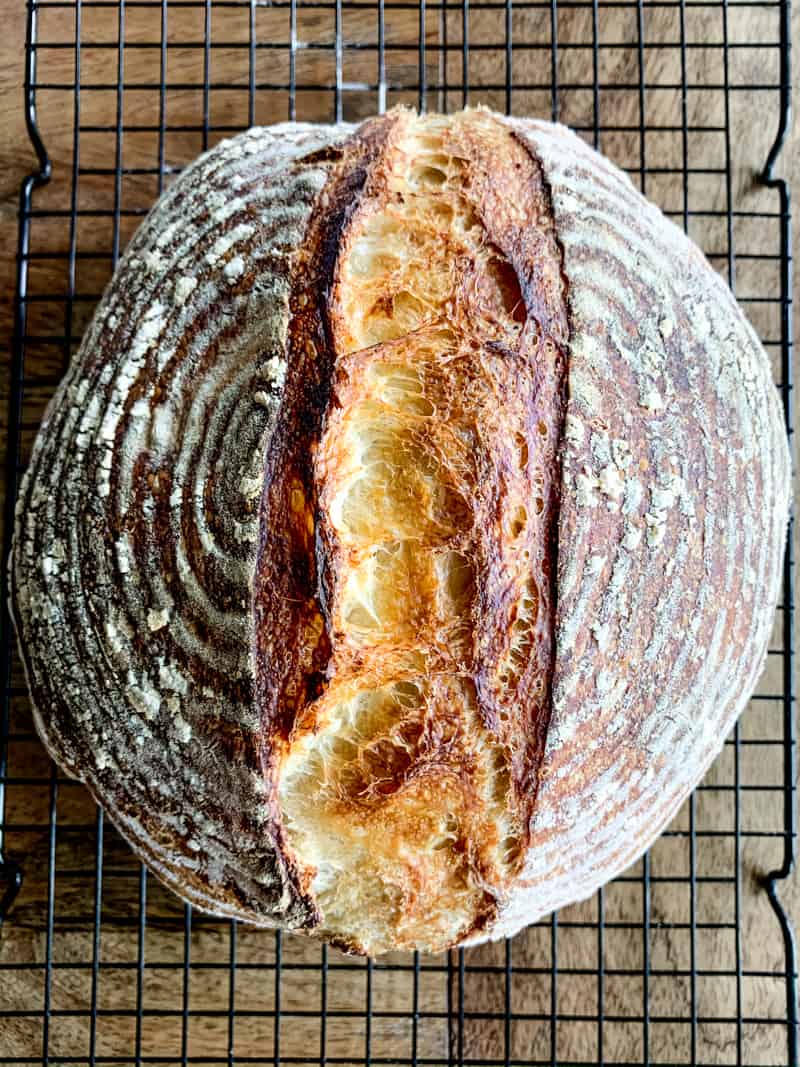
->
[484,118,791,940]
[259,110,569,953]
[10,122,354,927]
[10,109,790,952]
[254,114,402,747]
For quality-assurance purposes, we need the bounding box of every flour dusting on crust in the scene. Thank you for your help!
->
[10,113,790,949]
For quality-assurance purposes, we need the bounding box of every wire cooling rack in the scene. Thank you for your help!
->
[0,1,796,1064]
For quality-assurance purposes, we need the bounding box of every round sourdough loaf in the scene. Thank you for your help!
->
[10,109,790,955]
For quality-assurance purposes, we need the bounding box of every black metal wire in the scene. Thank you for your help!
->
[135,868,147,1067]
[761,0,798,1059]
[227,918,236,1067]
[549,915,557,1067]
[0,1,796,1064]
[182,905,192,1067]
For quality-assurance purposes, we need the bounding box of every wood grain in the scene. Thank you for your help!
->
[0,0,797,1063]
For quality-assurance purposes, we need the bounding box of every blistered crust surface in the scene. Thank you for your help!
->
[11,122,352,926]
[486,118,791,940]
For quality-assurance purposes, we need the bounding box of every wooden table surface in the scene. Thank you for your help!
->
[0,0,798,1063]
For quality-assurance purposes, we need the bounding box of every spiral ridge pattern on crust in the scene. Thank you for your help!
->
[11,123,351,924]
[487,120,791,938]
[11,113,790,946]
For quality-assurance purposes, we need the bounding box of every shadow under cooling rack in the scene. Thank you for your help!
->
[0,0,796,1065]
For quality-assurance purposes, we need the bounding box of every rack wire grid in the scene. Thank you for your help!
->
[0,0,796,1064]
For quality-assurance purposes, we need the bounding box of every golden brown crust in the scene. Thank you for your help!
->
[11,108,789,955]
[263,110,569,954]
[481,117,791,941]
[253,114,401,738]
[252,115,404,923]
[442,112,568,841]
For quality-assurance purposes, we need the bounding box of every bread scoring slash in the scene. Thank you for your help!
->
[261,112,567,953]
[10,108,790,956]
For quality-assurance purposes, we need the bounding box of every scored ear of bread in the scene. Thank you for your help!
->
[262,111,567,954]
[10,108,790,955]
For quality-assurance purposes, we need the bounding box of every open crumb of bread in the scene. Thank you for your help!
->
[278,113,550,955]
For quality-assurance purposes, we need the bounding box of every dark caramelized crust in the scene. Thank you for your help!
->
[12,107,788,956]
[256,110,569,955]
[253,114,401,745]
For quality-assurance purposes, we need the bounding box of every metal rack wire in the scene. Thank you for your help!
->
[0,0,795,1064]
